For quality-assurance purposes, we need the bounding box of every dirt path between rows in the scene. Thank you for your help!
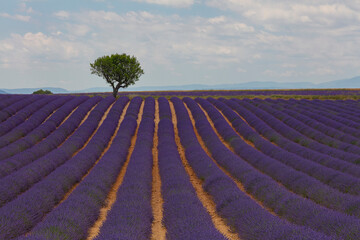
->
[23,101,117,237]
[56,102,99,149]
[169,101,240,240]
[57,105,79,127]
[87,100,144,240]
[58,101,129,206]
[151,100,167,240]
[193,102,281,216]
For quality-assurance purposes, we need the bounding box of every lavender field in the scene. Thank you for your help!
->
[67,89,360,100]
[0,94,360,239]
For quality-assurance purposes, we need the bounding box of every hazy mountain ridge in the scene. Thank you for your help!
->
[1,76,359,94]
[0,87,68,94]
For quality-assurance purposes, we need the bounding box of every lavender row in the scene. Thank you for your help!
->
[202,99,360,195]
[255,99,360,152]
[207,98,360,194]
[0,96,116,238]
[0,96,88,160]
[295,99,360,129]
[196,98,360,217]
[72,89,360,97]
[183,97,360,239]
[158,97,227,239]
[0,95,27,111]
[221,98,360,175]
[95,97,154,240]
[277,99,360,138]
[266,99,360,138]
[308,99,360,124]
[171,97,333,240]
[0,96,58,136]
[18,96,133,240]
[217,98,360,179]
[281,98,360,123]
[318,99,360,117]
[232,98,360,164]
[0,96,114,208]
[278,99,360,140]
[0,96,101,178]
[299,99,360,130]
[0,95,72,149]
[249,99,360,155]
[0,95,40,122]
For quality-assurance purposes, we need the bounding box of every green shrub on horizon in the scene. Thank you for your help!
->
[33,89,53,95]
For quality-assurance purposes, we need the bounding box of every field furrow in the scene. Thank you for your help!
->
[183,97,360,239]
[1,94,360,240]
[151,99,166,240]
[201,98,360,195]
[171,97,333,239]
[169,99,237,240]
[0,97,101,178]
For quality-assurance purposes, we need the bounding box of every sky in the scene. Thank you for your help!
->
[1,0,360,90]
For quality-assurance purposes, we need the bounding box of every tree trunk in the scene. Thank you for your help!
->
[112,87,119,98]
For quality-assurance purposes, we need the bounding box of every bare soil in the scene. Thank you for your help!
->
[194,102,278,216]
[151,100,167,240]
[87,101,144,240]
[169,101,240,240]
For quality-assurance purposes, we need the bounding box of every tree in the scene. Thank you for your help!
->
[33,89,53,94]
[90,53,144,97]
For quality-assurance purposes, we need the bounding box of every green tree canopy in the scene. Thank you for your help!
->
[90,53,144,97]
[33,89,53,94]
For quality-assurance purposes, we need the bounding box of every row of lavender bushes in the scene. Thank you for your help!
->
[267,99,360,138]
[214,98,360,179]
[0,96,100,179]
[171,97,333,239]
[248,99,360,155]
[19,96,135,240]
[184,97,360,239]
[0,96,88,160]
[202,98,360,195]
[268,98,360,145]
[157,97,227,239]
[191,97,360,219]
[95,97,154,239]
[0,95,27,112]
[0,96,118,239]
[0,96,58,136]
[0,96,73,148]
[0,95,40,122]
[232,99,360,164]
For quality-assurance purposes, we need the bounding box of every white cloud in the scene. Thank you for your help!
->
[19,2,34,14]
[237,67,247,73]
[282,63,296,68]
[0,13,31,22]
[66,24,91,37]
[0,32,92,69]
[133,0,194,8]
[208,16,226,24]
[206,1,360,27]
[70,11,256,67]
[3,5,360,86]
[54,11,70,19]
[311,67,337,76]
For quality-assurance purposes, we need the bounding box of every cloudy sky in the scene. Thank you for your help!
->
[1,0,359,90]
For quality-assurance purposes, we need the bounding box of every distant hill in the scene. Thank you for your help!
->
[0,87,68,94]
[1,76,359,93]
[317,76,360,88]
[79,82,318,92]
[0,89,7,94]
[92,77,359,91]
